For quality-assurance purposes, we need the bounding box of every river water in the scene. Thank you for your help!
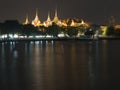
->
[0,40,120,90]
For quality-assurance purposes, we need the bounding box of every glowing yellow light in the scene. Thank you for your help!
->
[32,9,42,26]
[23,15,30,25]
[70,20,76,27]
[43,13,52,27]
[81,19,85,24]
[100,26,107,35]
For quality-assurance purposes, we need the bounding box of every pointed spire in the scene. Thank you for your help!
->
[70,20,75,27]
[80,19,88,27]
[23,14,30,25]
[35,9,39,20]
[53,8,59,23]
[47,12,51,22]
[55,8,58,18]
[43,12,52,27]
[81,19,85,24]
[32,8,41,26]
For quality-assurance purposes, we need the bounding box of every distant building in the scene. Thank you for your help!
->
[32,9,42,26]
[53,9,59,23]
[52,9,63,26]
[43,13,52,27]
[23,8,89,27]
[70,19,88,27]
[23,15,30,25]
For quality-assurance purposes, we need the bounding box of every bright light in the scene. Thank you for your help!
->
[14,34,18,38]
[1,34,7,38]
[35,35,43,38]
[58,33,65,37]
[9,34,13,38]
[81,19,85,24]
[46,35,53,38]
[29,36,34,38]
[19,36,24,38]
[70,20,75,27]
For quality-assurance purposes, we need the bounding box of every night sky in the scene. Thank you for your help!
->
[0,0,120,24]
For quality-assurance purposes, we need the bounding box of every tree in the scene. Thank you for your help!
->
[2,20,21,38]
[21,24,37,37]
[106,26,115,36]
[46,23,61,37]
[84,28,94,37]
[67,26,78,37]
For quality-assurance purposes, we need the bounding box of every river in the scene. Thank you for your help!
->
[0,40,120,90]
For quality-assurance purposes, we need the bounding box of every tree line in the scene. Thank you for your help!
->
[0,20,120,38]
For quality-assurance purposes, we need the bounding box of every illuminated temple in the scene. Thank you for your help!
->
[32,10,42,26]
[23,15,30,25]
[23,9,88,27]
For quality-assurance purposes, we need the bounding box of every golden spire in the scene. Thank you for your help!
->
[35,9,40,21]
[81,19,85,24]
[53,8,59,23]
[70,20,75,27]
[47,12,51,22]
[32,9,41,26]
[80,19,89,27]
[23,14,30,25]
[43,12,52,27]
[54,5,58,16]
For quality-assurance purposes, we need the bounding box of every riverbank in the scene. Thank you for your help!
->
[0,36,120,42]
[98,36,120,40]
[0,37,95,42]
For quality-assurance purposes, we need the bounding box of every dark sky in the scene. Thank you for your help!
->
[0,0,120,24]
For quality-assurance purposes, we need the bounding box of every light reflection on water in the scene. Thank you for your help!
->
[0,40,120,90]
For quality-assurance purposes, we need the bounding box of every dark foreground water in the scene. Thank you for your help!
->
[0,40,120,90]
